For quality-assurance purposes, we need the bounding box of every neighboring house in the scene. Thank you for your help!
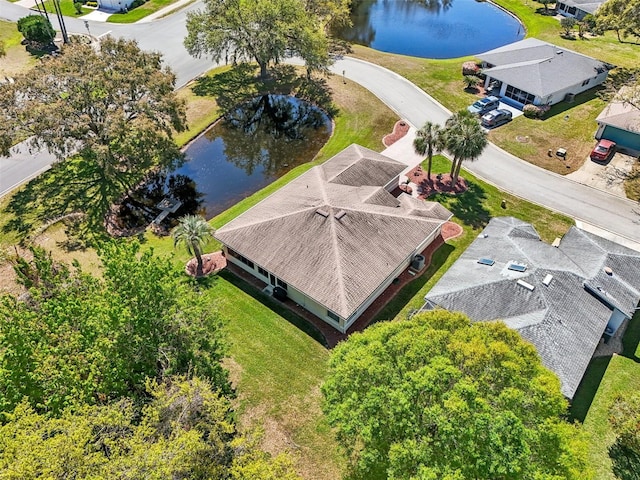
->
[595,91,640,155]
[477,38,612,108]
[556,0,603,20]
[98,0,132,10]
[215,144,452,333]
[423,217,640,399]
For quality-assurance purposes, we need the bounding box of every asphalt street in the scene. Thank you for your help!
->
[1,1,639,244]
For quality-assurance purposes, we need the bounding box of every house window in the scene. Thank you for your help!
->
[237,254,254,269]
[227,248,237,257]
[258,266,268,278]
[276,279,288,290]
[327,310,340,322]
[582,79,590,86]
[504,85,535,105]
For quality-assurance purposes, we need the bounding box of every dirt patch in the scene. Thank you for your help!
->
[185,251,226,277]
[383,120,410,147]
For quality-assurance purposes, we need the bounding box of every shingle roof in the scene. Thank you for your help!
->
[424,217,640,398]
[478,38,610,99]
[558,0,604,14]
[216,144,452,320]
[596,92,640,134]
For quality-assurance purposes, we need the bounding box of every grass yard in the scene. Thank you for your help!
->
[211,274,342,479]
[373,155,574,323]
[107,0,179,23]
[571,311,640,480]
[0,20,38,78]
[0,67,398,477]
[41,0,92,17]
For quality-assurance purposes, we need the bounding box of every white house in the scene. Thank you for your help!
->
[477,38,612,108]
[215,145,452,333]
[556,0,604,20]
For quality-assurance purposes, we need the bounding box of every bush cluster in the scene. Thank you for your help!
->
[86,1,98,6]
[523,103,549,119]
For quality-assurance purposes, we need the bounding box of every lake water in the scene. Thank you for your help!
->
[336,0,525,59]
[117,95,332,229]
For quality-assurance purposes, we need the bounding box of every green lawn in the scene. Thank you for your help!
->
[572,311,640,480]
[106,0,179,23]
[205,274,343,479]
[41,0,92,17]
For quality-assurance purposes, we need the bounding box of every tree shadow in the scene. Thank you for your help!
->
[217,269,328,347]
[609,439,640,480]
[432,182,490,229]
[622,312,640,361]
[191,63,337,118]
[569,356,611,422]
[4,156,128,241]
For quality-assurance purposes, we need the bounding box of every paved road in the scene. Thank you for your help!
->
[1,1,639,245]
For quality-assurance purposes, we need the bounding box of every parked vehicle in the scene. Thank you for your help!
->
[481,109,513,128]
[467,96,501,116]
[590,139,617,162]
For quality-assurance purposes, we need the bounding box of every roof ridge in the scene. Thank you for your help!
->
[327,209,348,317]
[216,205,320,234]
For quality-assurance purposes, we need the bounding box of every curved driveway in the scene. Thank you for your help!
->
[1,1,639,245]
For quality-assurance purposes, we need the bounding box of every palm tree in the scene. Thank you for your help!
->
[413,121,445,183]
[444,110,488,185]
[173,215,213,277]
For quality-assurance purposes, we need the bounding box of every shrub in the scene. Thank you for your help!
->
[130,0,145,9]
[17,15,55,45]
[74,1,83,13]
[523,104,549,119]
[86,1,98,6]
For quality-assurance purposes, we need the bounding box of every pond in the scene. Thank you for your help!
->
[335,0,525,59]
[115,95,332,231]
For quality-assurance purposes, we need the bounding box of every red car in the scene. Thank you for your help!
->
[590,139,617,162]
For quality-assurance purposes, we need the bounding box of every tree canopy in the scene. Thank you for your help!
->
[609,393,640,480]
[0,37,186,229]
[596,0,640,42]
[322,311,591,480]
[184,0,350,78]
[0,375,300,479]
[444,110,488,184]
[0,242,228,415]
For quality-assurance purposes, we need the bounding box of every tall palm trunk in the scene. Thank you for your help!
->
[193,243,204,277]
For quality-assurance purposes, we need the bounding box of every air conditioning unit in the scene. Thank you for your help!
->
[411,254,426,270]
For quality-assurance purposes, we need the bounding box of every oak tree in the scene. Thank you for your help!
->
[184,0,350,79]
[0,242,228,414]
[0,376,301,479]
[0,36,186,229]
[322,311,591,480]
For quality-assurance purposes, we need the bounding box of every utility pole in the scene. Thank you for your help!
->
[52,0,69,44]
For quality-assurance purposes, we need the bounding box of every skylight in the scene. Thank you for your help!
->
[508,263,527,272]
[478,258,495,266]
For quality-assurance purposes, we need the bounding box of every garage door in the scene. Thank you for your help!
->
[602,126,640,153]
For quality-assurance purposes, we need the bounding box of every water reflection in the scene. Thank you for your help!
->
[114,95,331,232]
[336,0,524,59]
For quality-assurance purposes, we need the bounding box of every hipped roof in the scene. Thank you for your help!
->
[216,144,452,319]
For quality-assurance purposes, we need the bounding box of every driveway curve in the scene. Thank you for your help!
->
[1,1,639,246]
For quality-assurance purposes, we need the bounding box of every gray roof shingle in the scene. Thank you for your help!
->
[216,145,452,320]
[478,38,610,99]
[424,217,640,398]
